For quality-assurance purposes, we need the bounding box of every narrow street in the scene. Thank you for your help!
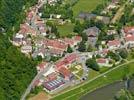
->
[111,0,129,23]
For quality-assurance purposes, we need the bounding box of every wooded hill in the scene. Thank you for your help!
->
[0,0,37,99]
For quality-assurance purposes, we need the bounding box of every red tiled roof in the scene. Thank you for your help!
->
[46,72,57,81]
[63,38,75,45]
[20,23,37,35]
[55,53,78,69]
[44,39,68,50]
[97,58,107,64]
[124,26,134,35]
[107,40,120,46]
[27,11,34,19]
[73,36,82,41]
[55,61,65,69]
[37,62,47,69]
[101,49,109,55]
[125,35,134,42]
[33,79,40,87]
[49,48,63,55]
[64,53,78,63]
[58,67,72,78]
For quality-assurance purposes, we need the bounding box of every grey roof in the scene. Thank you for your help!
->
[84,26,100,37]
[78,12,97,19]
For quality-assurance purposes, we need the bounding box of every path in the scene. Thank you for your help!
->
[80,79,134,100]
[52,59,134,99]
[111,0,128,23]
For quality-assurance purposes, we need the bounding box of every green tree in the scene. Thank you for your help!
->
[87,44,93,52]
[67,45,73,53]
[78,41,86,52]
[73,20,83,34]
[86,58,100,71]
[107,51,120,61]
[119,49,128,59]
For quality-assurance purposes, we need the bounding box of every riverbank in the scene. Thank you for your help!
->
[51,60,134,100]
[80,79,134,100]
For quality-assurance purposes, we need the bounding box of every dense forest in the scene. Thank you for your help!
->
[0,0,37,99]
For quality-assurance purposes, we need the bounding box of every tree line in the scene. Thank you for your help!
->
[0,0,37,99]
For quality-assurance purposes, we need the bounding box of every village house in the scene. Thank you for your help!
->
[107,3,118,10]
[78,12,96,20]
[43,78,65,91]
[12,33,25,46]
[33,79,44,87]
[47,0,57,6]
[107,40,121,49]
[37,62,48,72]
[83,26,100,46]
[21,45,32,54]
[32,45,64,58]
[20,23,38,36]
[122,26,134,37]
[58,67,74,80]
[26,8,36,22]
[96,16,110,24]
[45,72,58,82]
[124,35,134,48]
[55,53,79,70]
[61,36,82,48]
[44,39,68,51]
[107,30,118,35]
[95,49,109,57]
[96,58,109,67]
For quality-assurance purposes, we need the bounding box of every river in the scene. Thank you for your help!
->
[81,79,134,100]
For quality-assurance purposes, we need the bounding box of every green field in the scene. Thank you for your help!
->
[72,0,103,16]
[57,23,75,37]
[51,61,134,100]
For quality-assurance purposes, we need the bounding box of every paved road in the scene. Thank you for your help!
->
[21,63,52,100]
[52,59,134,99]
[22,42,129,99]
[21,1,47,99]
[20,0,133,99]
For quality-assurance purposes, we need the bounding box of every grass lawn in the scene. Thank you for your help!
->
[57,23,75,37]
[51,61,134,100]
[72,0,103,16]
[88,69,100,79]
[76,69,83,78]
[99,67,110,73]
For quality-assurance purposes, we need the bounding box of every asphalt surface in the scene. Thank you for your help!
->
[20,0,133,100]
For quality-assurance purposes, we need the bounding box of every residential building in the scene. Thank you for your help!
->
[83,26,100,46]
[55,53,78,69]
[125,35,134,47]
[12,33,25,46]
[37,62,48,72]
[43,78,65,91]
[107,40,121,49]
[122,26,134,37]
[58,67,74,80]
[21,45,32,54]
[97,58,109,67]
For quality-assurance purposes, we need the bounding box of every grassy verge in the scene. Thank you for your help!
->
[51,61,134,100]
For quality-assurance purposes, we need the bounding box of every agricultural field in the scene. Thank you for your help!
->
[72,0,103,16]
